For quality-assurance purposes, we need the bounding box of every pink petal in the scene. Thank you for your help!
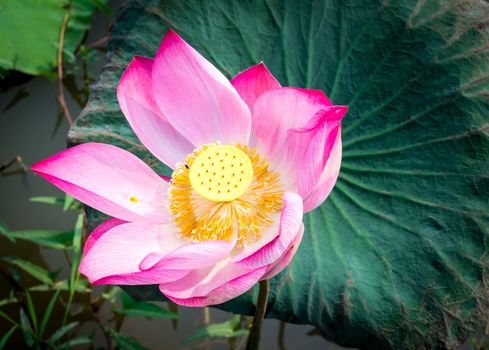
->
[160,175,171,182]
[262,224,304,280]
[32,143,170,223]
[139,238,236,271]
[252,87,346,193]
[159,259,250,299]
[252,88,332,189]
[80,222,186,284]
[117,56,194,169]
[162,265,269,307]
[303,126,343,212]
[80,222,236,286]
[231,213,281,263]
[234,192,303,268]
[152,30,251,145]
[293,108,347,199]
[83,218,126,255]
[230,63,281,111]
[95,266,190,286]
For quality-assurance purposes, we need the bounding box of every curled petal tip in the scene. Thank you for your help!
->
[335,105,349,117]
[138,252,165,271]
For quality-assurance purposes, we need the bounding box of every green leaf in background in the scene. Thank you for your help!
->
[63,195,76,212]
[113,291,178,319]
[69,213,84,290]
[48,321,79,344]
[69,0,489,348]
[0,326,17,350]
[0,219,14,243]
[39,289,60,338]
[92,0,113,16]
[62,213,85,325]
[0,0,109,76]
[0,310,19,329]
[19,308,34,347]
[0,219,9,235]
[2,229,75,250]
[24,291,38,335]
[101,286,120,304]
[2,256,56,285]
[29,279,90,293]
[0,292,18,307]
[30,196,65,206]
[106,328,150,350]
[183,315,247,345]
[58,335,93,348]
[30,195,82,211]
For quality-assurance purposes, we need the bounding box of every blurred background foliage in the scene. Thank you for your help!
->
[0,0,111,76]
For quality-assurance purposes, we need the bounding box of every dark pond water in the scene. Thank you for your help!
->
[0,2,349,349]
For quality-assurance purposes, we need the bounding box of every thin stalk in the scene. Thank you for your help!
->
[203,307,211,350]
[278,321,286,350]
[245,280,269,350]
[62,213,85,326]
[88,36,108,48]
[62,292,75,326]
[89,297,112,350]
[168,301,178,330]
[0,155,27,176]
[57,9,74,127]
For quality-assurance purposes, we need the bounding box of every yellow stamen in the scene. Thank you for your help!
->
[169,143,284,244]
[129,196,139,202]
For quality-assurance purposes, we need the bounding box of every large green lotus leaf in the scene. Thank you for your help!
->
[0,0,108,75]
[69,1,489,349]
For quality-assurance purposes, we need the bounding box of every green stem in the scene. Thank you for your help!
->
[246,279,269,350]
[62,290,75,326]
[204,307,210,350]
[278,321,287,350]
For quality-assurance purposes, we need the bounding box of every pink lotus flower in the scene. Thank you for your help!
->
[32,30,347,306]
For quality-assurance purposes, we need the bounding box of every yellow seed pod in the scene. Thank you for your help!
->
[189,145,253,202]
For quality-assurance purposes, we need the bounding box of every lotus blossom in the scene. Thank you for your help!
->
[32,30,347,306]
